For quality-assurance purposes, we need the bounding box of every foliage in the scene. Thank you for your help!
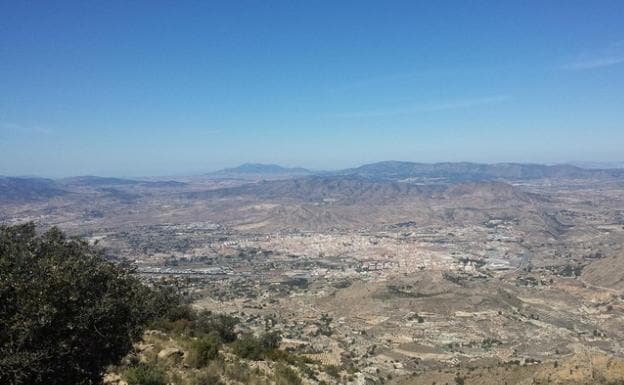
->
[324,364,341,378]
[274,363,302,385]
[193,312,239,342]
[124,364,167,385]
[187,334,221,368]
[260,330,282,350]
[0,223,158,385]
[481,337,502,350]
[232,335,266,360]
[151,283,195,321]
[221,359,268,385]
[232,331,282,360]
[318,313,333,336]
[190,369,223,385]
[150,306,239,342]
[147,281,196,334]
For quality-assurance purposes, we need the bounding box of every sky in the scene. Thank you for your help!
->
[1,1,623,177]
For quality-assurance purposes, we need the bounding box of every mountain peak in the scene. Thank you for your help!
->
[211,163,311,176]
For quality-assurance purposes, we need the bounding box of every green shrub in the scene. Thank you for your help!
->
[274,363,302,385]
[0,224,159,385]
[150,307,239,342]
[232,334,265,360]
[193,312,239,342]
[224,360,251,383]
[187,334,221,368]
[124,364,167,385]
[325,364,341,378]
[191,369,223,385]
[232,331,282,360]
[148,283,195,334]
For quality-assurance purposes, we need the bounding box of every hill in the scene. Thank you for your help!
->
[192,175,439,203]
[0,177,67,203]
[334,161,624,181]
[59,176,186,188]
[192,176,541,205]
[582,253,624,291]
[207,161,624,182]
[208,163,312,179]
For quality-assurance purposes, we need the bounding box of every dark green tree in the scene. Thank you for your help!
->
[0,223,158,385]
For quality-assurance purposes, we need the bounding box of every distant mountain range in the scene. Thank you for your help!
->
[0,175,186,203]
[209,161,624,182]
[0,176,67,203]
[59,176,186,188]
[566,161,624,169]
[207,163,312,178]
[190,175,435,203]
[332,161,624,181]
[1,161,623,204]
[189,175,540,206]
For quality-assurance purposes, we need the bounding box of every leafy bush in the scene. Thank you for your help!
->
[0,223,159,385]
[324,364,341,378]
[274,363,302,385]
[151,307,239,342]
[232,334,266,360]
[187,334,221,368]
[260,330,282,350]
[193,311,239,342]
[224,360,251,383]
[232,331,282,360]
[124,364,167,385]
[148,282,196,334]
[191,369,223,385]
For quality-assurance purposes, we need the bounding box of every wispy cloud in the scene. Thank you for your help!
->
[562,42,624,70]
[418,95,511,112]
[329,71,431,93]
[333,95,511,118]
[562,56,624,70]
[0,121,52,135]
[328,68,470,94]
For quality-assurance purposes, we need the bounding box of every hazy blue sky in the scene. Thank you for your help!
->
[1,1,623,177]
